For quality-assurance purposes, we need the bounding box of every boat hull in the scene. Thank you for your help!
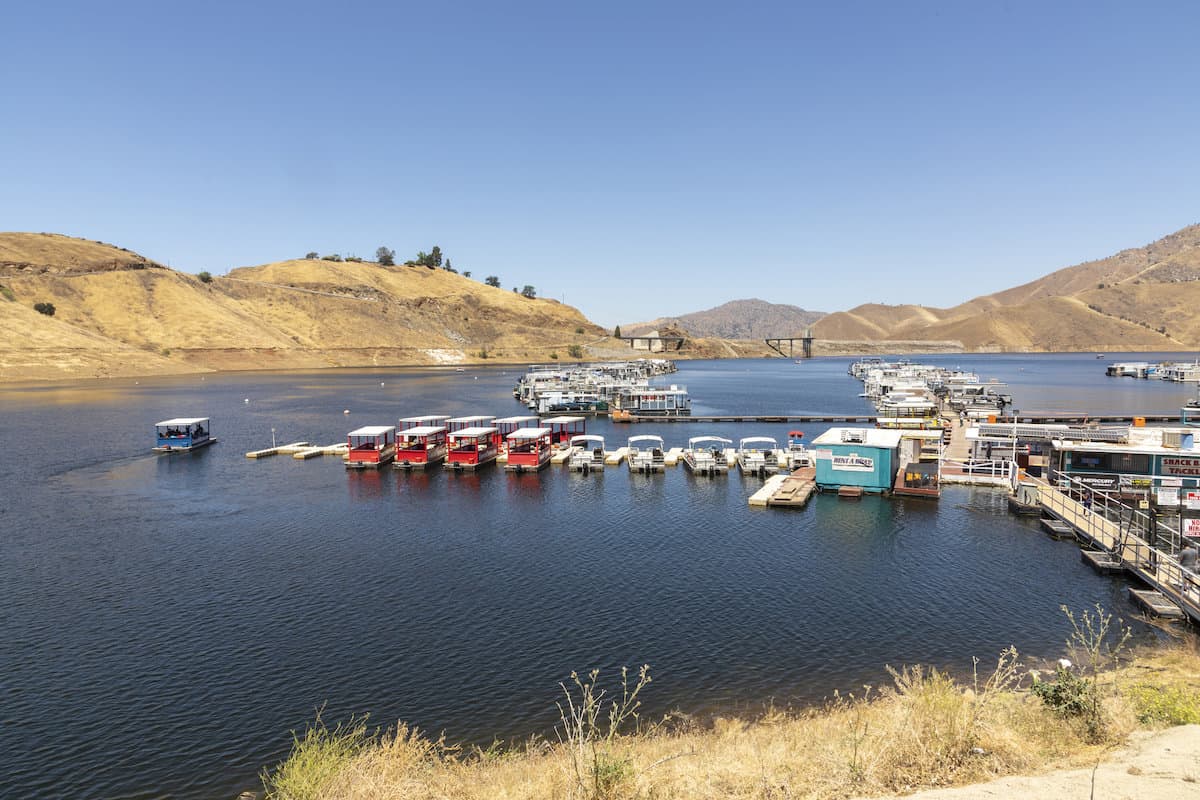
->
[153,437,217,454]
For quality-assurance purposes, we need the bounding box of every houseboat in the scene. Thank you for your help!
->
[1183,395,1200,427]
[505,427,554,472]
[785,430,812,470]
[153,417,216,453]
[446,415,496,433]
[875,393,940,429]
[627,434,666,473]
[398,414,451,431]
[345,425,397,469]
[541,415,587,445]
[535,391,606,413]
[682,436,732,476]
[567,434,606,473]
[1159,362,1200,383]
[610,385,691,418]
[737,436,781,477]
[393,425,448,470]
[445,426,500,471]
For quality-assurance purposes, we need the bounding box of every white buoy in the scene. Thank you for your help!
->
[380,381,385,387]
[343,409,350,415]
[244,398,249,403]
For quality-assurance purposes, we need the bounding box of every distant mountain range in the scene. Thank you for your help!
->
[812,223,1200,351]
[622,299,826,340]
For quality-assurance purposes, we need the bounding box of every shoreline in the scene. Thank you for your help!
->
[252,641,1200,800]
[6,346,1200,386]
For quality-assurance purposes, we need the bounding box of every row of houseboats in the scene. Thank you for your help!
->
[1105,360,1200,382]
[512,360,692,418]
[850,358,1011,430]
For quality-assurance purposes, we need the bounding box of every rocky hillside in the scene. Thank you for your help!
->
[812,224,1200,351]
[0,234,608,381]
[624,299,825,339]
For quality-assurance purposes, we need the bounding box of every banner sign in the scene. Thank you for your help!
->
[831,454,874,472]
[1162,457,1200,477]
[1185,518,1200,539]
[1076,473,1119,491]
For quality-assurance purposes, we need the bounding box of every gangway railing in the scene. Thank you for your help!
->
[1034,474,1200,622]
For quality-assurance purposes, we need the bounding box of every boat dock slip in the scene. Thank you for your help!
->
[749,475,787,506]
[294,443,348,460]
[1129,588,1184,619]
[551,445,579,465]
[246,441,309,458]
[621,413,1179,424]
[750,468,818,508]
[604,447,629,465]
[1081,550,1123,574]
[1041,519,1076,540]
[664,447,684,466]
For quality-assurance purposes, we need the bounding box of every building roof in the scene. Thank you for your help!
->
[1050,426,1196,457]
[812,427,903,448]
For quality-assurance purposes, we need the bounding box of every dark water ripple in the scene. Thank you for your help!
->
[1,354,1191,798]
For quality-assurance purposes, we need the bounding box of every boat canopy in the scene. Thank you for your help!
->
[541,415,586,424]
[398,414,450,425]
[688,436,732,447]
[629,434,664,445]
[493,415,540,425]
[506,427,552,440]
[447,415,496,425]
[739,436,777,448]
[449,426,498,439]
[399,425,445,437]
[570,434,605,446]
[156,417,209,427]
[788,430,804,439]
[348,425,395,437]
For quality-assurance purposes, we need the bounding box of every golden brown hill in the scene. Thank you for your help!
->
[0,234,610,381]
[811,223,1200,351]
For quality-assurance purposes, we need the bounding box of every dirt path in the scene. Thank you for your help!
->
[857,725,1200,799]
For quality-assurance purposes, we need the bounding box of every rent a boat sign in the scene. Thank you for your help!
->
[831,454,875,472]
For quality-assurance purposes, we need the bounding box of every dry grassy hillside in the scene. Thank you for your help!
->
[0,235,610,381]
[623,299,825,339]
[811,224,1200,351]
[0,232,161,275]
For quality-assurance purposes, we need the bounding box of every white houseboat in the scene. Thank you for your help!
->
[610,385,691,420]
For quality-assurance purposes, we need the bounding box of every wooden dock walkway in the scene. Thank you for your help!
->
[246,442,347,459]
[1033,478,1199,623]
[749,467,817,508]
[621,412,1179,425]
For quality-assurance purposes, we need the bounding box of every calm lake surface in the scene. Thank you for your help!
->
[3,352,1197,799]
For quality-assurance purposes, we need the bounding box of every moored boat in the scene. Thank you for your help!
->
[393,425,448,470]
[153,417,216,453]
[627,434,666,473]
[737,436,780,477]
[567,434,606,473]
[445,426,499,471]
[505,427,554,472]
[682,435,732,476]
[542,415,587,445]
[785,430,812,470]
[345,426,396,469]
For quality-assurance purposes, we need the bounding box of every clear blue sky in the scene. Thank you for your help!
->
[4,1,1198,327]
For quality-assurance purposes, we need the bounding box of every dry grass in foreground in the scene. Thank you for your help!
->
[261,611,1200,800]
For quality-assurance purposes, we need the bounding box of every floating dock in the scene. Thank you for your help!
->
[1128,588,1184,619]
[550,445,579,465]
[604,447,629,465]
[663,447,684,466]
[1041,518,1076,540]
[749,468,817,508]
[1081,550,1123,574]
[245,441,348,459]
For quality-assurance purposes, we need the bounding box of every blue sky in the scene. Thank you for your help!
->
[4,1,1198,326]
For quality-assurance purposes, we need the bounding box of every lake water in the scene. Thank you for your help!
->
[2,352,1196,799]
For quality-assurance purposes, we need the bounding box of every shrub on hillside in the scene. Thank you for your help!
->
[198,271,213,283]
[34,302,56,316]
